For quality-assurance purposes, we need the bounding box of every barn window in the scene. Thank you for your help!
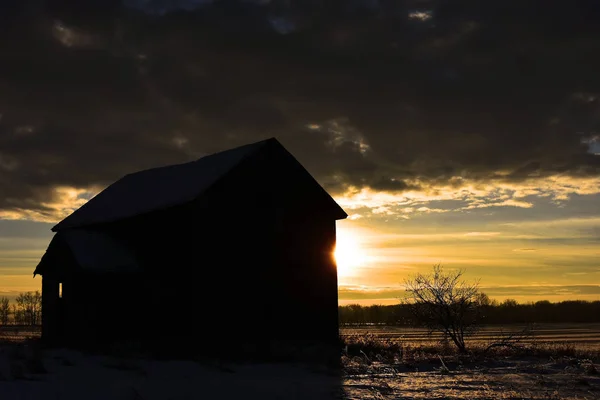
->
[59,283,62,298]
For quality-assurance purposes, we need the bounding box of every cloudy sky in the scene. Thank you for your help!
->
[1,0,599,304]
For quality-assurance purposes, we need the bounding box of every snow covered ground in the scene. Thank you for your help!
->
[0,344,344,400]
[2,342,600,399]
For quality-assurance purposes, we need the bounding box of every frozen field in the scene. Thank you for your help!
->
[0,324,598,399]
[341,323,600,349]
[0,345,598,400]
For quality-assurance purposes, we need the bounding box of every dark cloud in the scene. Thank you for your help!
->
[1,0,600,218]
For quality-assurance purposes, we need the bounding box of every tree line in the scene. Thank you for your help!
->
[339,298,600,327]
[341,265,600,353]
[0,291,42,326]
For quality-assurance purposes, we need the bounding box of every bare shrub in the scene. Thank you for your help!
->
[403,265,485,352]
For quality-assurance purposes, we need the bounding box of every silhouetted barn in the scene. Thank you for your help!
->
[33,138,347,357]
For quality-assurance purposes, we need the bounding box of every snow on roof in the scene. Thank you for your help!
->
[33,229,139,275]
[53,138,273,231]
[62,230,140,273]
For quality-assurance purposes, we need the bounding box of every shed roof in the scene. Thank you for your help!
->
[52,137,347,231]
[62,230,139,272]
[33,229,139,276]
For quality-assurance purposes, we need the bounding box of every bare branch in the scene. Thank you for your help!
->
[403,265,484,352]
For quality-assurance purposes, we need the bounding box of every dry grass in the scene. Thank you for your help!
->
[340,333,600,399]
[342,331,600,362]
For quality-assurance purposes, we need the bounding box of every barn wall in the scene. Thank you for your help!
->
[41,277,60,344]
[81,204,197,344]
[55,272,148,348]
[40,243,79,346]
[185,145,341,347]
[273,214,338,343]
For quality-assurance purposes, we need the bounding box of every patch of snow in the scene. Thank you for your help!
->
[0,346,342,400]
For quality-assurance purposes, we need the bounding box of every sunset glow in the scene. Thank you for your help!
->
[334,229,369,278]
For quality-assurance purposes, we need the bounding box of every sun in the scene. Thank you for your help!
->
[334,229,368,278]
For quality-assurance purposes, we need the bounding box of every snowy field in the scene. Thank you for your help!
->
[0,341,599,400]
[0,344,342,400]
[1,324,600,399]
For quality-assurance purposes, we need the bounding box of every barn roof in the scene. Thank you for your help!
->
[53,137,347,231]
[33,230,139,276]
[53,139,270,231]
